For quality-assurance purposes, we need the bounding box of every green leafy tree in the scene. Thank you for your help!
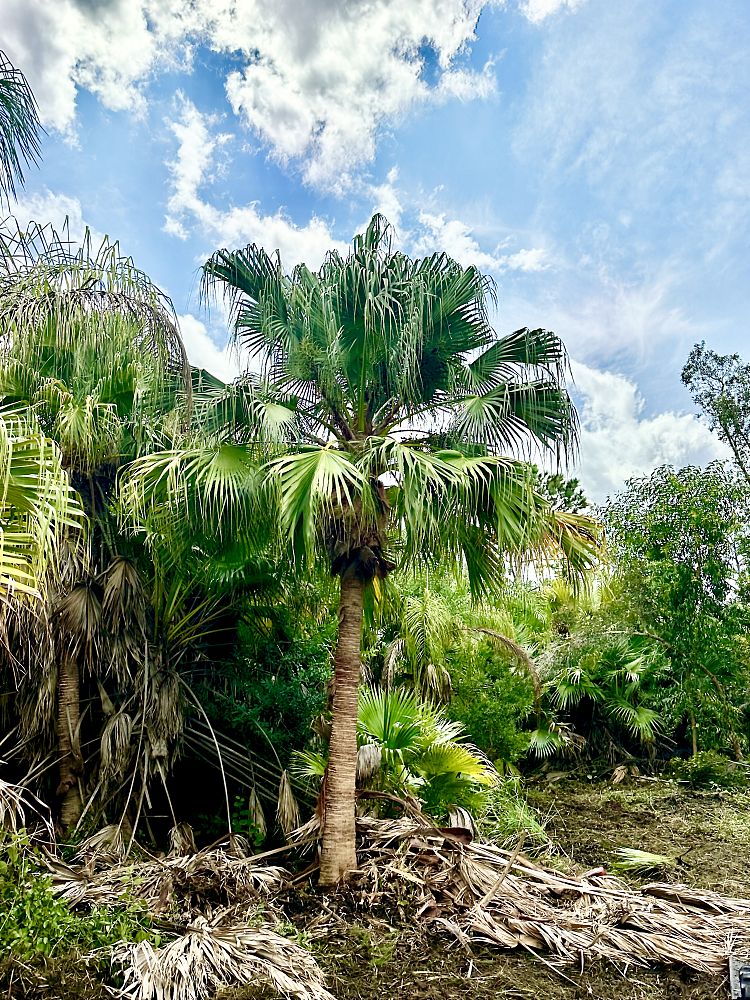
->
[605,463,750,757]
[682,342,750,485]
[122,216,598,882]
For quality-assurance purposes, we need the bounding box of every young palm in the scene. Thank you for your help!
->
[0,50,42,207]
[123,215,598,882]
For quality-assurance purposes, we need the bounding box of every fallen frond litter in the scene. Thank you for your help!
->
[111,913,334,1000]
[350,814,750,975]
[47,842,289,912]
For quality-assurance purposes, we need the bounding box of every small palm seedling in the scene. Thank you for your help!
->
[611,847,676,877]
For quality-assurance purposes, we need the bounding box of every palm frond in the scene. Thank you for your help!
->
[112,915,334,1000]
[0,51,42,206]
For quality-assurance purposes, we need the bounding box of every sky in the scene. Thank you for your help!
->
[3,0,748,501]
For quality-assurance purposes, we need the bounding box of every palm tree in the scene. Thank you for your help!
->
[0,219,190,829]
[122,215,598,882]
[0,51,42,206]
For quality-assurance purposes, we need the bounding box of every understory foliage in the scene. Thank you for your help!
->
[292,686,497,819]
[0,834,154,961]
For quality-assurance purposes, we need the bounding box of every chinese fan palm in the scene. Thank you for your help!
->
[123,214,599,882]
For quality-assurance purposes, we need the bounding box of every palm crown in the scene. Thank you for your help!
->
[136,214,591,589]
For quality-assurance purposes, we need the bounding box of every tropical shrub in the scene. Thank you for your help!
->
[0,834,154,961]
[534,633,661,760]
[293,686,498,820]
[195,621,334,764]
[446,637,534,767]
[669,751,747,790]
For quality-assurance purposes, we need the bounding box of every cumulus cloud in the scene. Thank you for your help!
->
[7,189,88,238]
[413,211,548,273]
[3,0,503,189]
[571,360,728,503]
[177,313,239,382]
[164,97,346,266]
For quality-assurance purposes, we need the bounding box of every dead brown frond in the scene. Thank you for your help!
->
[111,914,333,1000]
[355,743,381,785]
[48,843,289,912]
[168,822,197,857]
[350,815,750,975]
[0,776,52,835]
[277,771,301,839]
[248,786,267,841]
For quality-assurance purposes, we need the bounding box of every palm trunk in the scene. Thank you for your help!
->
[56,652,82,829]
[319,572,364,885]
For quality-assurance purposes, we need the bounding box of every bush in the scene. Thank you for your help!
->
[669,751,747,790]
[197,623,334,765]
[447,639,534,767]
[0,834,155,962]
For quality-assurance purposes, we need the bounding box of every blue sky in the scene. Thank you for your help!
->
[4,0,748,499]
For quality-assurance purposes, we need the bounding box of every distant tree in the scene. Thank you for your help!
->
[605,463,750,757]
[682,342,750,485]
[0,51,42,206]
[533,467,589,513]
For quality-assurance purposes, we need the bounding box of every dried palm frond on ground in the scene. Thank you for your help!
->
[47,839,288,913]
[350,815,750,975]
[111,915,333,1000]
[37,802,750,997]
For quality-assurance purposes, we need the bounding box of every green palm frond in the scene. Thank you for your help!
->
[0,51,42,206]
[357,686,423,751]
[611,848,676,876]
[413,741,496,785]
[0,220,190,468]
[289,749,328,781]
[266,446,370,560]
[0,405,82,602]
[527,722,575,759]
[606,696,660,740]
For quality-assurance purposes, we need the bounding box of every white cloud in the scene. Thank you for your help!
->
[413,211,548,273]
[177,313,239,382]
[3,0,501,188]
[222,1,500,191]
[501,246,549,272]
[164,97,346,266]
[367,167,405,233]
[1,0,189,134]
[519,0,585,23]
[7,189,87,239]
[4,188,109,248]
[571,360,728,503]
